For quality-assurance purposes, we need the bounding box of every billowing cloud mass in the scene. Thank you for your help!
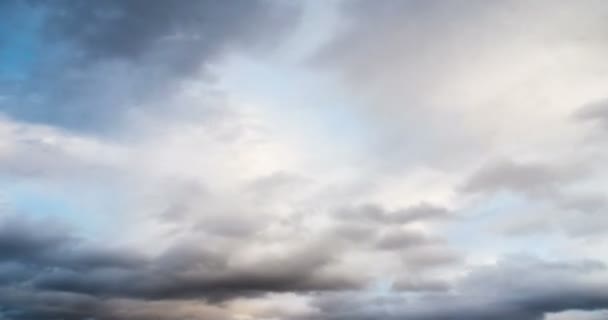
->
[1,0,608,319]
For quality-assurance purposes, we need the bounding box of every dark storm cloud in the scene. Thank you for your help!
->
[0,288,230,320]
[312,256,608,320]
[0,214,357,319]
[33,242,359,301]
[0,288,102,320]
[37,0,298,73]
[0,208,465,319]
[0,0,301,131]
[0,215,143,271]
[0,215,71,263]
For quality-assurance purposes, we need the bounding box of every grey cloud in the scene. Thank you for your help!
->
[156,180,274,239]
[316,0,500,84]
[38,0,297,73]
[400,244,462,271]
[461,158,582,196]
[0,214,359,319]
[0,215,71,263]
[0,0,301,131]
[312,0,608,172]
[319,0,608,99]
[5,1,608,319]
[0,288,231,320]
[245,172,312,206]
[334,202,450,225]
[162,195,457,281]
[575,99,608,130]
[552,193,608,238]
[0,203,461,319]
[375,228,439,250]
[547,310,608,320]
[32,243,358,300]
[559,193,608,215]
[391,276,450,292]
[0,215,143,271]
[461,158,608,238]
[97,298,231,320]
[0,123,122,181]
[0,288,101,320]
[495,197,608,239]
[194,211,267,239]
[322,203,459,271]
[328,221,377,243]
[312,256,608,320]
[324,203,461,273]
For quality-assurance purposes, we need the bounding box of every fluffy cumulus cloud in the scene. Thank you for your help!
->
[1,0,608,319]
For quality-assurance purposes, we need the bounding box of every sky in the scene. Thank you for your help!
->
[1,0,608,319]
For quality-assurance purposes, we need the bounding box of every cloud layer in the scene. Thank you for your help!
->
[1,1,608,319]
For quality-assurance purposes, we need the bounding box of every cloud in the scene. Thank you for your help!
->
[0,214,71,263]
[0,214,361,306]
[460,158,608,238]
[333,202,451,225]
[575,99,608,131]
[314,0,608,171]
[0,116,125,179]
[2,1,608,319]
[391,276,449,292]
[461,158,583,196]
[37,0,299,73]
[547,310,608,320]
[0,0,301,131]
[311,256,608,320]
[0,171,464,318]
[0,288,233,320]
[375,227,439,250]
